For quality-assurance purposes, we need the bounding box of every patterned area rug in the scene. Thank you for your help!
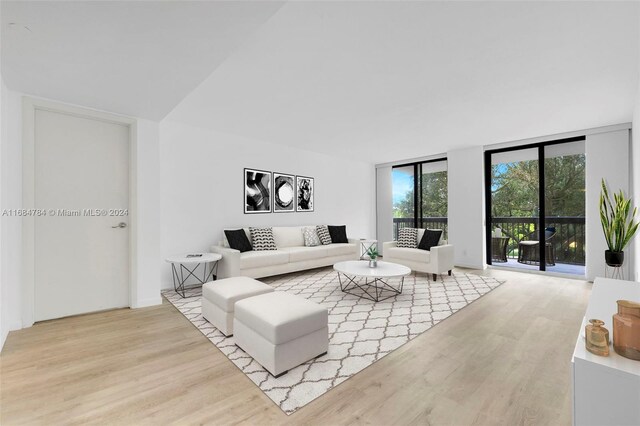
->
[162,267,503,415]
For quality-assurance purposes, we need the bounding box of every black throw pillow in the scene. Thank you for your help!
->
[328,225,348,244]
[225,229,252,253]
[418,229,443,251]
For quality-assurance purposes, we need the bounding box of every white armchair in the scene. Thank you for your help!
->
[382,238,454,281]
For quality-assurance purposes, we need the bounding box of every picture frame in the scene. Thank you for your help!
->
[296,175,314,212]
[244,168,272,214]
[273,172,295,213]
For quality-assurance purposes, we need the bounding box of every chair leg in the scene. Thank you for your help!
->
[448,270,452,276]
[432,273,437,281]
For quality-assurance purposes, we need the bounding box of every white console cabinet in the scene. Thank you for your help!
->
[571,278,640,426]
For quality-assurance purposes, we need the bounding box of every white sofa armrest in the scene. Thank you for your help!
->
[347,238,361,258]
[429,244,455,274]
[382,241,397,256]
[210,245,240,279]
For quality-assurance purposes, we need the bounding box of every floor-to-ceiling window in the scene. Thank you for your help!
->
[392,159,448,239]
[485,138,585,276]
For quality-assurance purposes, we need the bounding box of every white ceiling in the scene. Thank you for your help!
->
[1,1,284,120]
[3,1,639,164]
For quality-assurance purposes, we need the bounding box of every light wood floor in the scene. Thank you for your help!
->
[1,267,591,425]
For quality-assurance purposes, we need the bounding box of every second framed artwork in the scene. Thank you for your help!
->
[273,172,295,213]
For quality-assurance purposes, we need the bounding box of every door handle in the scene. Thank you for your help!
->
[112,222,127,229]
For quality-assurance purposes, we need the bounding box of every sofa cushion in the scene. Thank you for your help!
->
[302,226,321,247]
[203,277,273,311]
[387,247,431,263]
[418,229,443,251]
[328,225,348,243]
[223,228,250,248]
[397,228,418,248]
[273,226,305,248]
[281,246,328,262]
[249,227,277,251]
[240,250,289,269]
[316,225,332,245]
[325,243,355,257]
[224,229,253,253]
[234,292,328,345]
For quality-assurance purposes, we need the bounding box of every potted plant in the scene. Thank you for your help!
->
[366,246,379,268]
[599,179,639,267]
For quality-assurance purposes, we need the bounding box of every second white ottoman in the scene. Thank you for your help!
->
[234,292,328,377]
[202,276,274,336]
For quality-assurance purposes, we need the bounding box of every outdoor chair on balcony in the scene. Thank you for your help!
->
[517,227,556,266]
[491,236,510,263]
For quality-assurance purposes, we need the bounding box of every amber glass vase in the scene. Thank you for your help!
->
[585,319,610,356]
[613,300,640,361]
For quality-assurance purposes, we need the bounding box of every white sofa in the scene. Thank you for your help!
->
[211,226,359,279]
[382,228,455,281]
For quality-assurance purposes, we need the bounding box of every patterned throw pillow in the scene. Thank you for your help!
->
[249,227,277,251]
[397,227,418,248]
[302,227,321,247]
[316,225,332,245]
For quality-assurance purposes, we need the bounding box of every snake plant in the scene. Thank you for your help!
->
[600,178,639,253]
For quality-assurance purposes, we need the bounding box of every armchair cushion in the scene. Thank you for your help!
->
[386,247,431,263]
[225,229,253,253]
[418,229,443,251]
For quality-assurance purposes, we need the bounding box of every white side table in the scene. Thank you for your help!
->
[359,239,378,260]
[165,253,222,298]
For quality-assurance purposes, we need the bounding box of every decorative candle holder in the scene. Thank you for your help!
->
[585,319,610,357]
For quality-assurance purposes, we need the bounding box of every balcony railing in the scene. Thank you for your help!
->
[392,216,585,265]
[393,217,448,240]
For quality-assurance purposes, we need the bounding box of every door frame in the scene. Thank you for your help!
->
[22,97,137,327]
[484,135,586,271]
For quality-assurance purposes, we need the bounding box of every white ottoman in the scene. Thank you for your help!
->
[234,292,328,377]
[201,276,274,336]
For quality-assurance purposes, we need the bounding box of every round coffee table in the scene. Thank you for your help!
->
[333,260,411,302]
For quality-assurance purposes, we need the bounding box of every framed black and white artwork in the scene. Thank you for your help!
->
[296,175,314,212]
[244,168,272,213]
[273,172,295,213]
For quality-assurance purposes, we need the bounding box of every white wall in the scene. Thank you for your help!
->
[159,120,376,289]
[586,129,631,281]
[447,146,485,269]
[1,86,22,342]
[131,119,162,307]
[0,75,4,350]
[375,166,393,255]
[631,39,640,281]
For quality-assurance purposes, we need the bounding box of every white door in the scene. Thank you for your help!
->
[34,109,130,321]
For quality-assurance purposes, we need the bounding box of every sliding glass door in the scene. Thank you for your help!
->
[393,159,448,239]
[485,138,585,275]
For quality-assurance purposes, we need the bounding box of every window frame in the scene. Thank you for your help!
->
[392,157,448,229]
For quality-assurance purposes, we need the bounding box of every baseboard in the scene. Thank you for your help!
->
[454,263,486,270]
[1,328,8,352]
[1,320,23,352]
[131,296,163,309]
